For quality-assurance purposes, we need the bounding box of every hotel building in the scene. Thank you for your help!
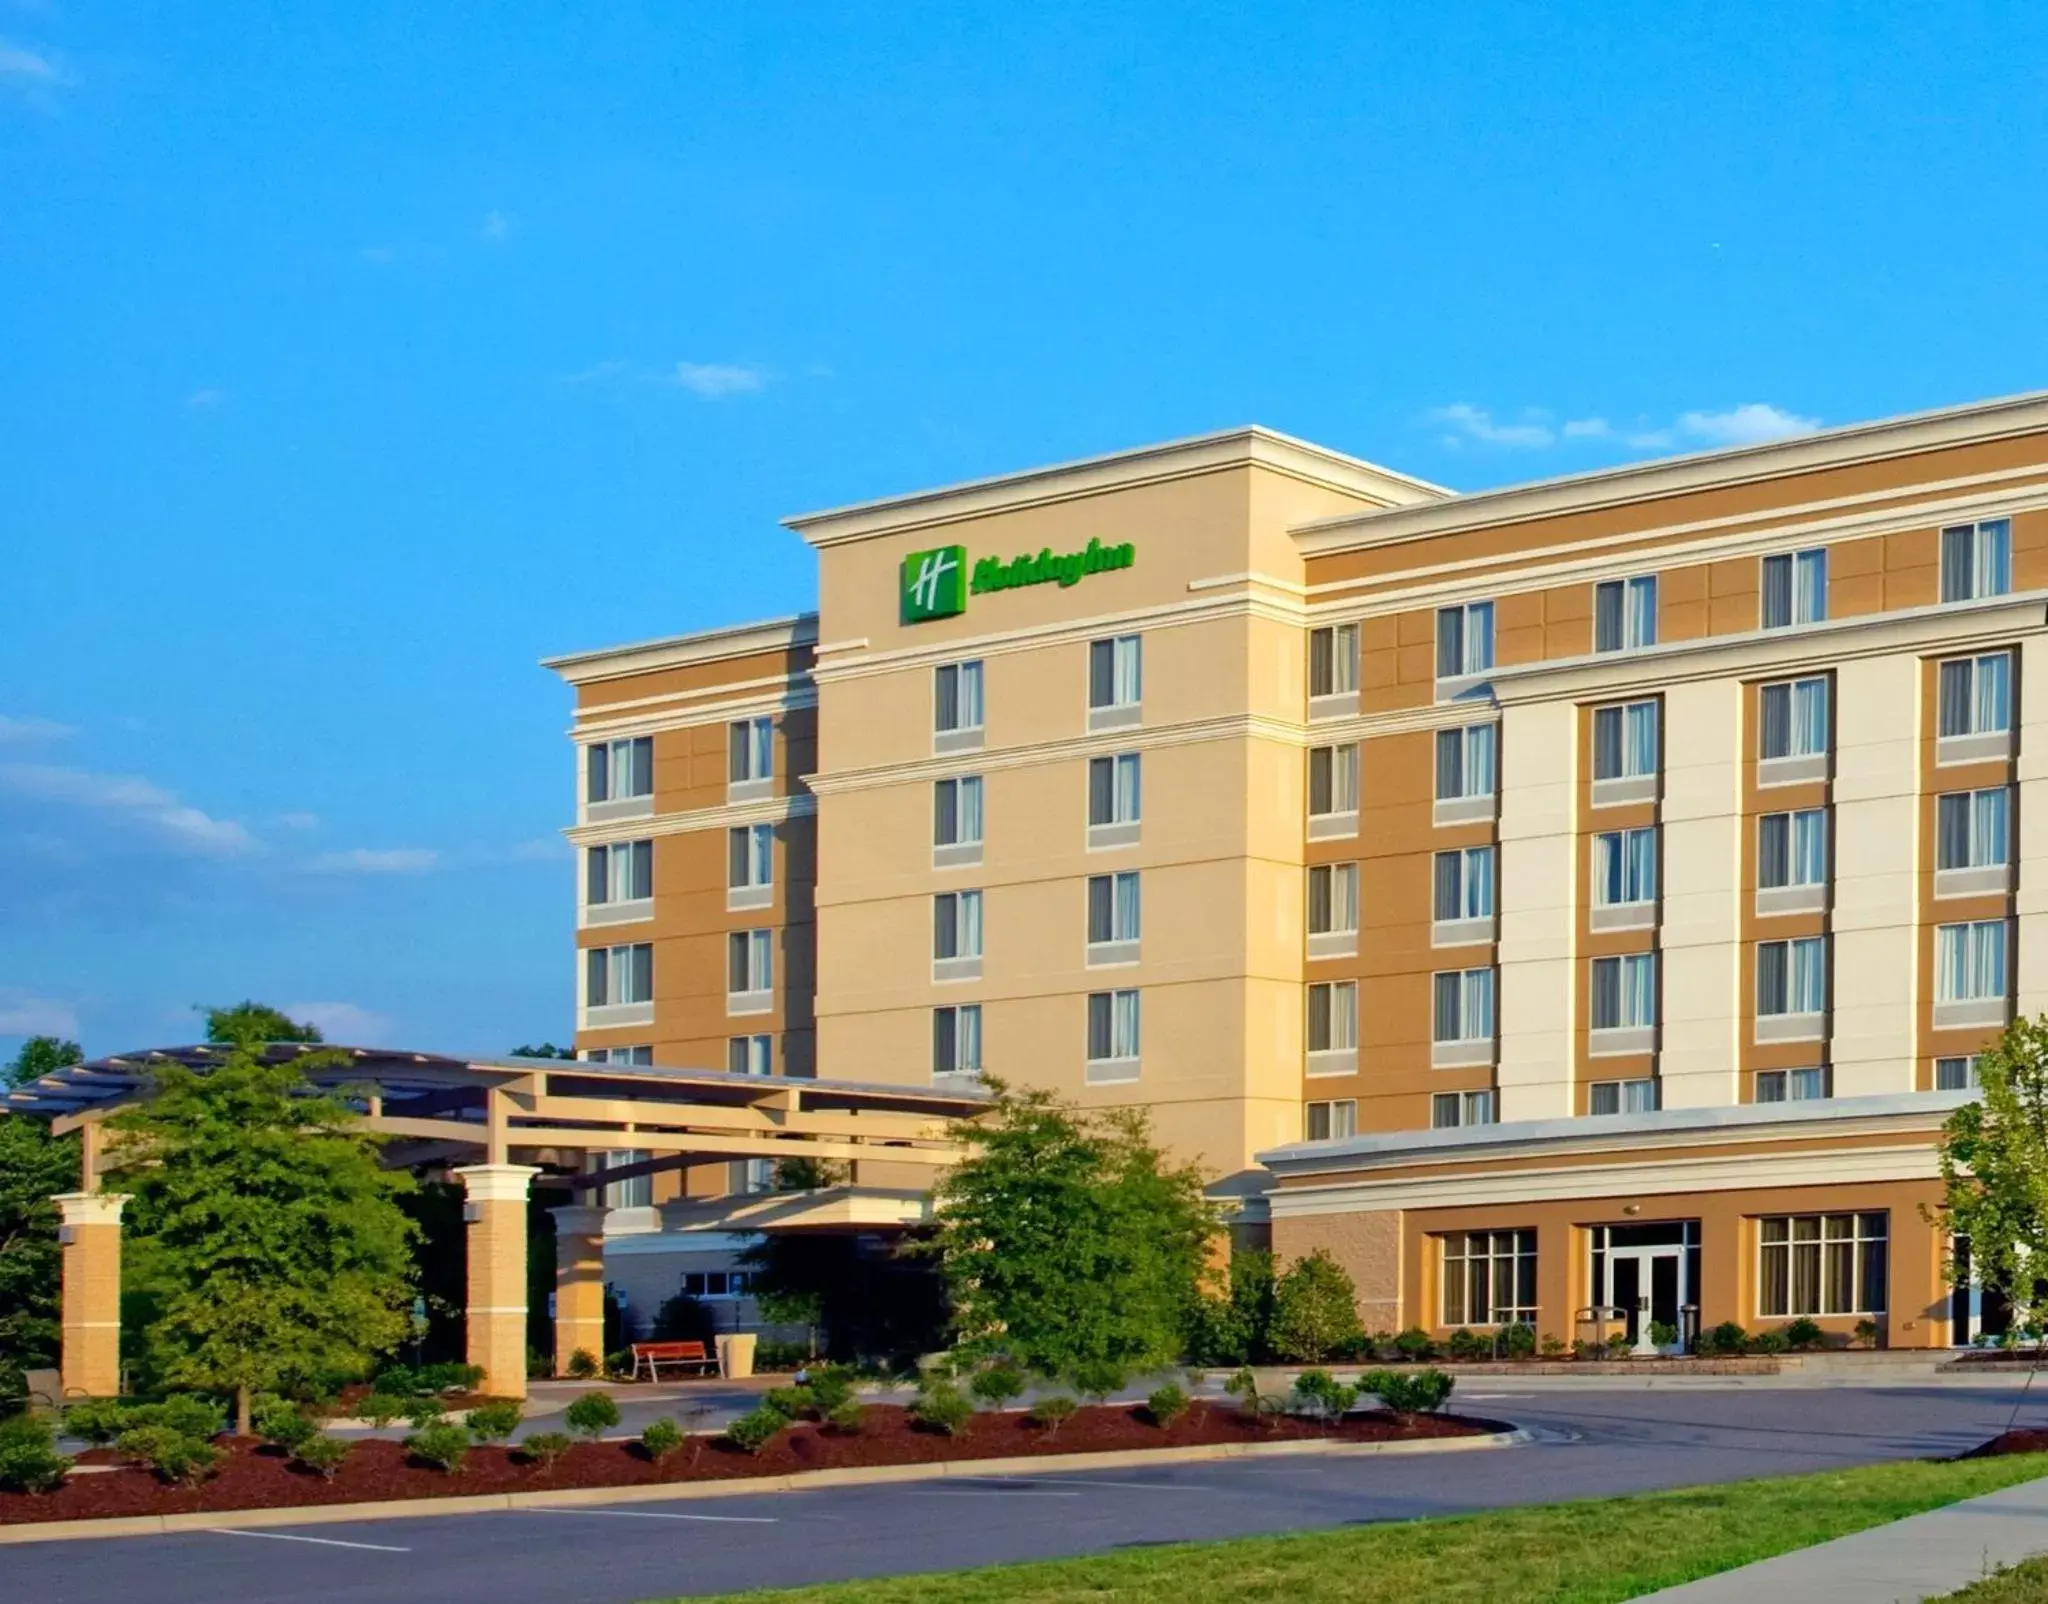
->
[546,390,2048,1352]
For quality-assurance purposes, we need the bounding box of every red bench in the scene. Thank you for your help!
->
[629,1340,717,1381]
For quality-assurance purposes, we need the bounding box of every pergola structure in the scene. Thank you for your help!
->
[2,1044,987,1399]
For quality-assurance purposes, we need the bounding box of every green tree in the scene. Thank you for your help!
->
[1935,1015,2048,1334]
[509,1043,575,1059]
[202,1003,322,1046]
[930,1083,1217,1377]
[1271,1248,1363,1363]
[0,1040,82,1402]
[106,1043,415,1433]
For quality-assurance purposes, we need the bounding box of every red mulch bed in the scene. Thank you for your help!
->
[2,1403,1498,1526]
[1963,1429,2048,1458]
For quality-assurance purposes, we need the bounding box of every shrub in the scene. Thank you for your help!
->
[1189,1248,1277,1366]
[1223,1365,1282,1427]
[1703,1320,1749,1357]
[1540,1334,1568,1359]
[1145,1382,1190,1427]
[807,1366,857,1415]
[640,1417,685,1465]
[118,1425,222,1486]
[1067,1360,1126,1404]
[723,1407,787,1455]
[62,1397,132,1446]
[1499,1323,1538,1359]
[1391,1327,1437,1362]
[1853,1318,1880,1349]
[373,1363,421,1397]
[253,1396,318,1451]
[969,1363,1027,1411]
[1446,1327,1488,1361]
[565,1349,600,1381]
[1027,1394,1077,1437]
[1362,1368,1455,1414]
[404,1421,472,1472]
[826,1398,867,1434]
[565,1390,622,1441]
[1647,1320,1679,1349]
[754,1340,811,1371]
[910,1380,974,1436]
[1751,1329,1791,1355]
[1271,1250,1363,1363]
[402,1362,485,1395]
[1289,1368,1357,1423]
[402,1396,446,1431]
[290,1433,351,1479]
[358,1392,409,1429]
[605,1351,633,1380]
[519,1431,574,1469]
[128,1394,227,1440]
[466,1400,524,1444]
[1784,1317,1824,1351]
[0,1415,72,1495]
[762,1385,816,1422]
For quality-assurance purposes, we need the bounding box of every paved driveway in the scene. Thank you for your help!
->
[11,1383,2043,1604]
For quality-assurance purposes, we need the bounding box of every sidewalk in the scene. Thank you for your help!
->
[1632,1472,2048,1602]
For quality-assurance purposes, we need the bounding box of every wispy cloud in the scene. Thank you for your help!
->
[282,1000,392,1044]
[275,810,321,832]
[308,847,439,874]
[480,210,510,243]
[1433,404,1600,450]
[0,988,81,1040]
[509,837,569,862]
[0,37,61,85]
[1674,403,1821,447]
[670,361,769,399]
[0,714,73,744]
[0,762,256,855]
[184,387,227,410]
[1431,400,1822,455]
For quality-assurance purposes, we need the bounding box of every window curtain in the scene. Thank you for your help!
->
[1788,937,1824,1013]
[1975,654,2012,733]
[1462,969,1494,1039]
[933,1008,957,1073]
[959,662,984,727]
[749,825,772,886]
[1089,757,1114,824]
[1622,1079,1658,1114]
[1941,525,1973,602]
[1466,725,1497,794]
[1624,701,1657,775]
[1435,728,1463,798]
[1758,813,1789,888]
[1627,576,1657,647]
[1435,608,1464,679]
[1432,972,1461,1042]
[1332,863,1358,930]
[1790,679,1827,755]
[1794,549,1827,622]
[1594,582,1625,652]
[1592,957,1621,1029]
[1978,520,2012,598]
[1114,753,1141,821]
[1115,638,1141,705]
[1464,848,1494,917]
[1114,872,1140,940]
[1757,942,1788,1013]
[1938,921,2006,1001]
[1790,810,1826,883]
[1624,828,1656,902]
[959,890,982,956]
[1112,991,1140,1057]
[1974,788,2010,865]
[1089,640,1115,708]
[957,1005,982,1072]
[958,776,983,841]
[1622,953,1655,1027]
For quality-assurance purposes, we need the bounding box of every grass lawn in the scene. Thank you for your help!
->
[661,1454,2048,1604]
[1941,1558,2048,1601]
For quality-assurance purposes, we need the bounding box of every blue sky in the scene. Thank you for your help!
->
[4,3,2046,1059]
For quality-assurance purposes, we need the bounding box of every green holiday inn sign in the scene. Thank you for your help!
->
[900,538,1136,623]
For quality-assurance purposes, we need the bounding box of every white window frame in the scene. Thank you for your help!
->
[933,774,985,869]
[1086,989,1141,1083]
[933,1003,983,1081]
[1433,722,1498,826]
[584,839,654,927]
[1935,787,2012,899]
[1935,1054,1984,1092]
[1308,623,1361,719]
[1305,1098,1358,1141]
[1436,601,1495,697]
[583,941,654,1029]
[1087,752,1142,849]
[1761,548,1828,629]
[1756,808,1829,917]
[585,735,654,822]
[727,1034,773,1076]
[583,1045,653,1066]
[1431,967,1496,1068]
[1431,1089,1497,1130]
[1590,827,1657,931]
[1308,742,1361,838]
[1086,871,1142,967]
[1758,1212,1888,1318]
[1589,951,1658,1056]
[726,822,774,911]
[1432,845,1497,948]
[1755,935,1826,1042]
[1440,1228,1536,1325]
[1588,1077,1660,1116]
[1591,698,1660,808]
[1306,980,1358,1077]
[1307,861,1361,960]
[1593,574,1658,653]
[1087,634,1143,731]
[1940,518,2012,604]
[727,928,774,1016]
[934,660,986,753]
[1757,675,1831,785]
[1756,1066,1829,1104]
[1936,652,2015,766]
[933,889,984,982]
[728,717,774,801]
[1934,919,2009,1031]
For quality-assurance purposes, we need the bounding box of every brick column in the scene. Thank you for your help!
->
[551,1204,610,1376]
[454,1164,539,1400]
[53,1192,129,1399]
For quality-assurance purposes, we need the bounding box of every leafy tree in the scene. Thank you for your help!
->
[773,1156,847,1192]
[929,1082,1218,1377]
[738,1230,947,1362]
[1271,1248,1363,1363]
[203,1002,322,1046]
[509,1043,575,1059]
[1192,1247,1277,1364]
[0,1038,80,1402]
[1935,1015,2048,1334]
[105,1043,415,1434]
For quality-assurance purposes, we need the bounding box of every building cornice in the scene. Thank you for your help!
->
[571,684,819,740]
[1289,388,2048,557]
[563,791,817,848]
[543,614,818,686]
[783,427,1449,549]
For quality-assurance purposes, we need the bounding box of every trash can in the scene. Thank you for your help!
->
[716,1333,757,1380]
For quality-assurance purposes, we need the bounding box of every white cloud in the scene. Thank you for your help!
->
[509,837,568,862]
[1433,404,1557,449]
[1676,403,1822,447]
[0,989,81,1039]
[1429,400,1821,455]
[0,38,60,84]
[275,810,321,832]
[481,210,510,242]
[0,714,72,744]
[670,361,768,399]
[1562,418,1613,440]
[184,388,227,409]
[282,1000,392,1044]
[308,846,439,874]
[0,762,256,855]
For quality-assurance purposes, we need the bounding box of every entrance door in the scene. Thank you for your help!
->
[1609,1246,1684,1353]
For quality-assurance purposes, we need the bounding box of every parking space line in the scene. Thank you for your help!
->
[524,1507,778,1524]
[899,1487,1084,1497]
[204,1528,411,1552]
[958,1475,1215,1491]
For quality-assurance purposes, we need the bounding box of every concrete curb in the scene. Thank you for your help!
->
[0,1427,1530,1545]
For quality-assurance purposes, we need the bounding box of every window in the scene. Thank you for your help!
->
[1756,936,1826,1036]
[1432,968,1495,1065]
[1307,981,1358,1072]
[1086,989,1141,1079]
[932,1004,983,1079]
[728,718,773,792]
[727,1035,773,1076]
[1309,624,1360,712]
[1591,828,1657,916]
[1935,1054,1983,1091]
[1758,809,1828,894]
[678,1269,755,1299]
[1441,1229,1537,1326]
[1591,952,1657,1041]
[726,823,773,908]
[1936,920,2008,1023]
[1589,1077,1659,1115]
[1087,752,1142,842]
[727,929,773,1009]
[1758,1213,1887,1317]
[587,736,653,809]
[583,1045,653,1065]
[1940,518,2012,603]
[590,1149,652,1210]
[586,943,653,1010]
[1086,871,1141,962]
[1591,699,1659,802]
[1759,676,1829,764]
[1594,575,1657,653]
[586,840,653,908]
[1433,847,1496,942]
[1308,742,1361,835]
[1937,652,2014,756]
[1937,788,2011,895]
[1306,1099,1357,1141]
[1756,1066,1829,1103]
[934,660,986,747]
[933,890,984,974]
[1762,549,1828,628]
[933,775,985,864]
[1436,602,1495,683]
[1307,862,1360,941]
[1088,635,1142,727]
[732,1158,776,1196]
[1434,724,1498,823]
[1432,1090,1498,1129]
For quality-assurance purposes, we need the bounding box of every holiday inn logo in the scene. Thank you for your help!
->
[900,537,1136,623]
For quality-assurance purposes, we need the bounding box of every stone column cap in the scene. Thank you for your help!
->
[52,1192,131,1225]
[452,1163,541,1202]
[552,1204,611,1236]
